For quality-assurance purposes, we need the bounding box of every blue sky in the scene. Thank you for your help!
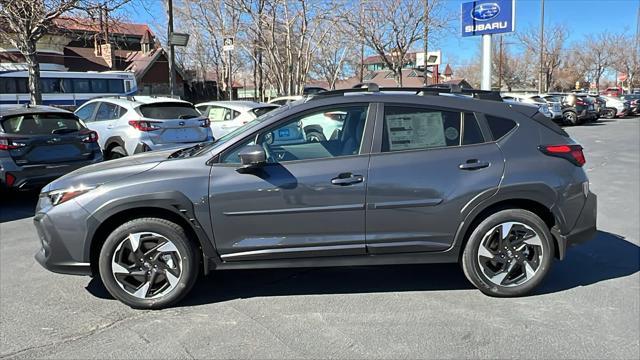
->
[124,0,639,69]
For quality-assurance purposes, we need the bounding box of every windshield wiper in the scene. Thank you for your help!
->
[168,142,211,159]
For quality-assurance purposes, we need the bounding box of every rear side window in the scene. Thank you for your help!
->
[75,102,97,121]
[462,112,484,145]
[95,102,119,121]
[382,106,462,152]
[138,102,200,119]
[485,115,517,140]
[1,113,84,135]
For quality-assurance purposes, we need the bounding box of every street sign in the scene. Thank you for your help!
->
[223,38,234,52]
[461,0,515,37]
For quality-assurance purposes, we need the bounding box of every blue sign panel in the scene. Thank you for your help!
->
[461,0,515,37]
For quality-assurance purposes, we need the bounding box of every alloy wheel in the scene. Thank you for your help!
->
[477,222,544,287]
[111,232,183,299]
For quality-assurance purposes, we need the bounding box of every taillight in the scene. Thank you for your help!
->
[80,130,99,143]
[5,172,15,187]
[0,137,26,150]
[576,99,586,106]
[201,118,211,128]
[128,120,161,131]
[539,144,586,167]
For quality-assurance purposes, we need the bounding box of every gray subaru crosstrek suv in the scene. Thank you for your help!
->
[34,87,597,309]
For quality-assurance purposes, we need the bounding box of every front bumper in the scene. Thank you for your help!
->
[33,197,93,276]
[552,191,597,259]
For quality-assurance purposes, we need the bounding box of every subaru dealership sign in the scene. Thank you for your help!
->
[461,0,515,37]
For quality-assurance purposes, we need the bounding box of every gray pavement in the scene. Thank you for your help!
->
[1,117,639,359]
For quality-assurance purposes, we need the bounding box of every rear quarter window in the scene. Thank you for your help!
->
[485,115,517,140]
[138,102,200,119]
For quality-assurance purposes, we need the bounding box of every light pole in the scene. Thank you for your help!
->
[423,0,429,85]
[167,0,175,97]
[538,0,545,93]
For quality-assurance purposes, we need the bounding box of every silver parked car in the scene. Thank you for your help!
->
[75,96,213,159]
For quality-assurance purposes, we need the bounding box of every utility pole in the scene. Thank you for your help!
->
[359,0,365,83]
[228,49,233,100]
[538,0,545,93]
[498,35,503,90]
[423,0,429,85]
[167,0,176,97]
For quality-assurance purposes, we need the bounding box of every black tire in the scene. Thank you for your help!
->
[461,209,554,297]
[563,111,578,126]
[306,130,326,143]
[107,145,127,160]
[98,218,200,309]
[603,108,616,119]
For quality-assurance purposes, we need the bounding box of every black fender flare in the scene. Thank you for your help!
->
[451,182,565,257]
[104,136,127,153]
[84,191,216,271]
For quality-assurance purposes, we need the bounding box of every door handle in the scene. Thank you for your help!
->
[331,173,364,186]
[459,159,490,170]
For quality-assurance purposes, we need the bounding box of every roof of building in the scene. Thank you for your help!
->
[53,17,154,38]
[363,52,417,65]
[444,64,453,76]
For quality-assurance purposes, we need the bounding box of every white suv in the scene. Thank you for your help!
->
[75,96,213,159]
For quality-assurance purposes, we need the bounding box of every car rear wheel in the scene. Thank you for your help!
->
[306,130,326,143]
[563,111,578,126]
[603,108,616,119]
[107,145,127,160]
[462,209,554,297]
[98,218,200,309]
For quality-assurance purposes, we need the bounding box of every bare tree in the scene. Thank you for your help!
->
[0,0,131,104]
[312,26,357,90]
[518,24,567,92]
[343,0,449,87]
[574,32,618,90]
[612,33,640,89]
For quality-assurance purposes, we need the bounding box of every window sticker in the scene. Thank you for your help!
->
[386,111,445,151]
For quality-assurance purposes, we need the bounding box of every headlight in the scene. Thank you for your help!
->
[47,185,97,206]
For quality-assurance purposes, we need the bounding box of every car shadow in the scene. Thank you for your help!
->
[85,230,639,305]
[0,191,38,223]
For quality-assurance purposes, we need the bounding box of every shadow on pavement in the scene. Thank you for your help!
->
[0,191,38,223]
[85,230,638,306]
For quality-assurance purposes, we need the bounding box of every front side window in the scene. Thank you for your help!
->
[221,105,368,163]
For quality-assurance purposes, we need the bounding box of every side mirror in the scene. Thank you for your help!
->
[238,145,266,169]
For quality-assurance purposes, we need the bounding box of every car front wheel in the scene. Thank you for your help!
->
[462,209,554,297]
[98,218,200,309]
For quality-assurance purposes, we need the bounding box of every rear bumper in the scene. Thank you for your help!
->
[553,191,597,259]
[0,156,102,190]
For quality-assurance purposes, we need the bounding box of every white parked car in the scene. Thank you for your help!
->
[195,101,278,139]
[267,96,303,106]
[75,96,212,159]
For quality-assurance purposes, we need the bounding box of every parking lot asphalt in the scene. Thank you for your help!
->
[1,117,639,359]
